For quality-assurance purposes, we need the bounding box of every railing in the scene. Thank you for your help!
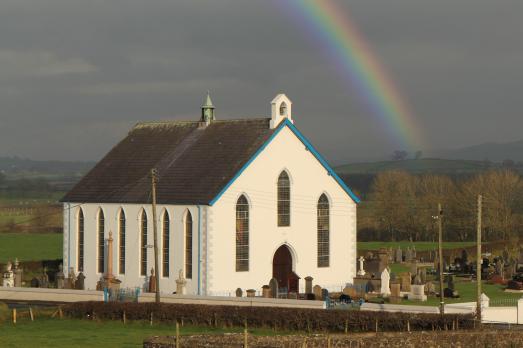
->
[489,298,521,307]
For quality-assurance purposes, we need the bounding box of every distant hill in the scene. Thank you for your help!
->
[429,140,523,162]
[335,158,520,175]
[0,156,94,178]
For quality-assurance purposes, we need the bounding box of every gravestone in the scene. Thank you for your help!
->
[76,272,85,290]
[405,247,413,262]
[235,288,243,297]
[412,246,417,260]
[388,247,394,262]
[304,276,313,294]
[13,259,22,287]
[447,275,455,290]
[408,284,427,301]
[425,281,436,295]
[410,261,418,276]
[269,278,279,299]
[399,272,412,292]
[413,270,423,285]
[419,268,427,284]
[390,282,401,297]
[395,247,403,263]
[2,261,14,288]
[357,256,366,276]
[343,286,357,298]
[313,285,322,300]
[176,269,187,295]
[40,267,49,288]
[56,264,65,289]
[30,277,40,288]
[380,268,391,296]
[261,285,271,298]
[148,268,156,293]
[321,288,329,301]
[246,289,256,297]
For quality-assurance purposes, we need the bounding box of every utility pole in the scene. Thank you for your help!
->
[151,168,161,303]
[476,194,483,324]
[437,203,445,315]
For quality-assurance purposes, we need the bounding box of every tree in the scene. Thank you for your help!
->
[392,150,408,161]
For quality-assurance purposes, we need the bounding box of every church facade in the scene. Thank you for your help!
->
[61,94,359,295]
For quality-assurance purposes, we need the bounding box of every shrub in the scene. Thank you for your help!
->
[63,301,475,333]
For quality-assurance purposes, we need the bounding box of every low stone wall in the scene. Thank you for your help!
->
[144,330,523,348]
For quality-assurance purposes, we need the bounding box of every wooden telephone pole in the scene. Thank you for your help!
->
[437,203,445,315]
[151,168,161,303]
[476,194,483,324]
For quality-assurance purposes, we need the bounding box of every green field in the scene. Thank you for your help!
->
[358,241,476,252]
[0,233,62,263]
[0,317,287,348]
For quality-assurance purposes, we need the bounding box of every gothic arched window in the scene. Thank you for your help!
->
[162,211,170,278]
[236,195,249,272]
[77,208,84,272]
[277,171,291,226]
[119,209,126,275]
[97,209,105,273]
[317,194,330,267]
[185,210,193,279]
[140,209,148,276]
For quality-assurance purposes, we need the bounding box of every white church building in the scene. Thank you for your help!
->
[61,94,359,295]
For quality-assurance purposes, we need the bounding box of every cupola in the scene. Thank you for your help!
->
[201,91,215,125]
[270,94,293,129]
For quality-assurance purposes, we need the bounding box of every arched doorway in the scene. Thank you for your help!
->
[272,245,300,294]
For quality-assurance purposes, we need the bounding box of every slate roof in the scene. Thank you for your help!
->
[62,118,276,205]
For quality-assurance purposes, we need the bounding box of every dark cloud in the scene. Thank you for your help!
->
[0,0,522,163]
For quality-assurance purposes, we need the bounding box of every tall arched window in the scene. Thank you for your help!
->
[277,171,290,226]
[185,210,193,279]
[162,211,170,278]
[97,209,105,273]
[77,208,84,272]
[119,209,126,275]
[140,209,148,276]
[236,195,249,272]
[317,194,330,267]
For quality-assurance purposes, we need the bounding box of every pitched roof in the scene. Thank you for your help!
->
[62,118,276,205]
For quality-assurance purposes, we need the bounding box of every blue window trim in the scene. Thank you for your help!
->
[209,119,360,206]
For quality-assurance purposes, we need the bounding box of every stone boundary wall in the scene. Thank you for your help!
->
[144,330,523,348]
[0,288,324,309]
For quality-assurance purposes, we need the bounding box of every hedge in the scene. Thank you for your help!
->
[63,302,475,333]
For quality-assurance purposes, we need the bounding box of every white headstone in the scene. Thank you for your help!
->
[380,268,391,296]
[357,256,366,276]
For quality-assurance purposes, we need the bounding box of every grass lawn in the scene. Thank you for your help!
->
[400,280,523,306]
[0,318,288,348]
[0,233,62,263]
[358,241,476,252]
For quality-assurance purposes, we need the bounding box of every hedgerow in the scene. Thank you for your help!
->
[63,301,475,333]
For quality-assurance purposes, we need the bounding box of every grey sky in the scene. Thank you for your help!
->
[0,0,522,163]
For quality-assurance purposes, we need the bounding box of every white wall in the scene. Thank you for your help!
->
[207,126,357,295]
[63,203,201,293]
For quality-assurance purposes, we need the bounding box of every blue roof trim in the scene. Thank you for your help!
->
[209,118,360,206]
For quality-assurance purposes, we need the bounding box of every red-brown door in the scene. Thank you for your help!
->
[273,245,299,293]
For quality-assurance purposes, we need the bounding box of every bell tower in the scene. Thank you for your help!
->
[201,91,215,125]
[270,94,293,129]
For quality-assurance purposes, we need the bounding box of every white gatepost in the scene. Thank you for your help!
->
[518,298,523,324]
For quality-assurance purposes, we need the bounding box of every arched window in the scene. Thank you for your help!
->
[236,195,249,272]
[140,209,148,276]
[77,208,84,272]
[317,194,330,267]
[185,210,193,279]
[162,211,170,278]
[119,209,126,275]
[277,171,290,226]
[97,209,105,273]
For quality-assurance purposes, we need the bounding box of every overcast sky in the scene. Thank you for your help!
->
[0,0,522,163]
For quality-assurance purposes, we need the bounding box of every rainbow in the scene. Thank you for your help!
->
[280,0,424,151]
